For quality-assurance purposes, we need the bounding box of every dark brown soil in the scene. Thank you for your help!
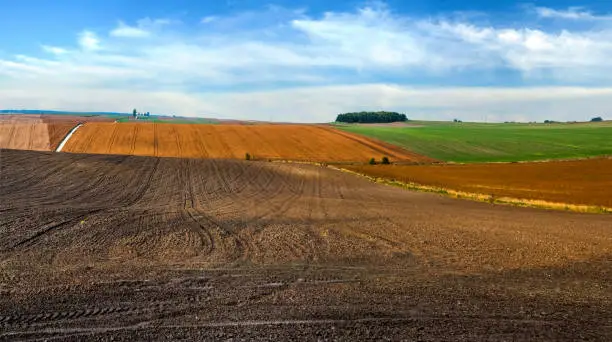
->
[0,149,610,341]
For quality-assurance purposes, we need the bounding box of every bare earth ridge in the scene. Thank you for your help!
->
[0,149,610,340]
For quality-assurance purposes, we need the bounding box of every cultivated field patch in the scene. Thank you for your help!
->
[0,115,51,151]
[0,149,611,339]
[62,122,431,162]
[0,114,118,151]
[344,158,612,208]
[338,121,612,163]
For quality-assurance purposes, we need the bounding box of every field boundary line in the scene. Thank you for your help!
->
[328,166,612,214]
[55,123,83,152]
[444,154,612,165]
[322,125,437,162]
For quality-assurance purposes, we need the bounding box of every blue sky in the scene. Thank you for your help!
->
[1,0,612,122]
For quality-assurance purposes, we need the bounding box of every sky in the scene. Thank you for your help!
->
[1,0,612,122]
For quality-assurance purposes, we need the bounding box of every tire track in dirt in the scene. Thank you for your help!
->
[4,210,104,252]
[106,124,119,155]
[0,124,16,148]
[123,157,161,207]
[153,123,159,157]
[130,124,139,155]
[7,123,18,148]
[58,166,131,207]
[246,164,309,229]
[2,150,611,341]
[182,159,215,256]
[173,126,182,158]
[26,123,34,150]
[2,155,135,209]
[0,154,93,196]
[185,158,251,263]
[0,295,208,328]
[192,125,210,158]
[78,123,99,153]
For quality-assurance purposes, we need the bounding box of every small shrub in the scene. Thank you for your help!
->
[591,116,603,122]
[381,156,390,164]
[245,153,251,161]
[368,158,376,165]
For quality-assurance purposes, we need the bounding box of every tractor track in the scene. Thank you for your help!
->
[5,209,105,252]
[1,149,611,341]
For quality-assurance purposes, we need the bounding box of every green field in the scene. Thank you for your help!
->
[337,121,612,163]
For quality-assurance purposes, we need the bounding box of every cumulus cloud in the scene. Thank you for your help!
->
[78,30,100,50]
[110,22,150,38]
[1,5,612,121]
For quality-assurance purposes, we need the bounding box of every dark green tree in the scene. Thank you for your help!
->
[381,156,390,164]
[369,158,376,165]
[591,117,603,122]
[335,111,408,124]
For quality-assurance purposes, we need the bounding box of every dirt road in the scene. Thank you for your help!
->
[0,149,610,340]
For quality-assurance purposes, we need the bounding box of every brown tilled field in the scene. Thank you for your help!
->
[61,122,430,162]
[1,114,114,151]
[344,159,612,208]
[0,115,51,151]
[1,149,610,340]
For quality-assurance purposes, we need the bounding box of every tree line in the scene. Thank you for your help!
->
[335,111,408,123]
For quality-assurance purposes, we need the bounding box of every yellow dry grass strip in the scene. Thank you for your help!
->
[328,166,612,214]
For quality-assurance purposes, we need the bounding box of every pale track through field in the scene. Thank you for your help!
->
[0,150,610,340]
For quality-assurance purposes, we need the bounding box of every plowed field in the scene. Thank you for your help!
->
[61,122,430,162]
[1,149,610,340]
[0,114,112,151]
[0,115,51,151]
[344,158,612,208]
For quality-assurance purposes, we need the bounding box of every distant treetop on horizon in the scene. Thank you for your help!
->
[335,111,408,124]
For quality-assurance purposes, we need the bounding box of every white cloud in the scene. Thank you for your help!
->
[535,6,612,20]
[41,45,68,55]
[78,30,100,50]
[1,83,610,123]
[6,7,612,84]
[2,6,612,122]
[110,21,150,38]
[110,18,175,38]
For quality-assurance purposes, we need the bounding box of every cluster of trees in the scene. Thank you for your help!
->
[132,108,150,119]
[335,111,408,123]
[544,117,604,124]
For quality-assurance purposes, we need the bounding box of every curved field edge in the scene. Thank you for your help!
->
[61,122,433,163]
[335,121,612,163]
[332,166,612,214]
